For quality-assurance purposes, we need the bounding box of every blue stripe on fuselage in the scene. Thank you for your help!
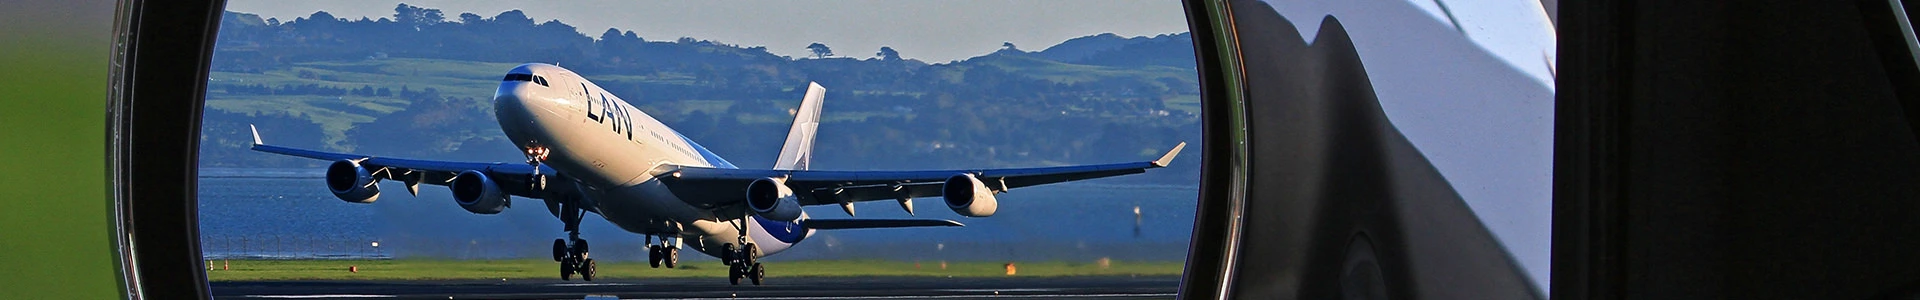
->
[675,133,737,169]
[751,215,807,244]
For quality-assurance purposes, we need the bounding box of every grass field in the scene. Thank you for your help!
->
[206,58,521,150]
[963,54,1196,90]
[203,259,1184,281]
[1163,94,1202,115]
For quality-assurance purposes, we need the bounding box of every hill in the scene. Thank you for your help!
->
[200,4,1201,185]
[1037,32,1196,70]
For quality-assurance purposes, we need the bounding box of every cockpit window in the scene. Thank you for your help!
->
[504,73,549,87]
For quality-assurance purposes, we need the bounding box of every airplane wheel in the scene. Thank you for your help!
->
[551,239,567,262]
[728,264,742,285]
[665,247,679,268]
[722,243,736,264]
[581,258,597,281]
[750,263,764,285]
[648,245,662,268]
[743,243,760,265]
[560,257,575,281]
[572,239,590,257]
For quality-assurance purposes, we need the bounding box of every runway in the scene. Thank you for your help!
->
[212,276,1178,299]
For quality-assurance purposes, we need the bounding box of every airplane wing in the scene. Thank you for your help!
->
[246,125,551,199]
[656,142,1185,211]
[801,219,964,230]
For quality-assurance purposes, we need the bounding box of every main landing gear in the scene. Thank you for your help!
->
[552,202,595,281]
[646,235,679,269]
[554,235,595,281]
[722,218,765,285]
[724,241,764,285]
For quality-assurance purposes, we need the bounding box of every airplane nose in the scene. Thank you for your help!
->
[494,82,569,146]
[494,84,535,122]
[497,82,571,120]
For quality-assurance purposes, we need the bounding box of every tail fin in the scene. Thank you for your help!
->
[774,82,826,170]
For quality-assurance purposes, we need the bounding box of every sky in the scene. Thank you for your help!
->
[224,0,1555,86]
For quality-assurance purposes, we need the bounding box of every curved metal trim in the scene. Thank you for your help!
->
[108,0,227,298]
[1177,0,1252,298]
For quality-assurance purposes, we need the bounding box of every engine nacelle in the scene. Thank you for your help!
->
[746,177,803,222]
[451,170,509,214]
[325,159,380,203]
[943,174,999,217]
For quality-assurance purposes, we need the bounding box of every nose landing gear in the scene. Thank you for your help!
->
[524,144,551,191]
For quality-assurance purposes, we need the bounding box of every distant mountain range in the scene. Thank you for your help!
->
[1035,33,1196,70]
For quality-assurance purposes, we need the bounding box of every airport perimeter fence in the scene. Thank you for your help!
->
[199,234,596,260]
[199,234,392,260]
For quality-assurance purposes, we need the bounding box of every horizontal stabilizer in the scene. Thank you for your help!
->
[802,218,963,230]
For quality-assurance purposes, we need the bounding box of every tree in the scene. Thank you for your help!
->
[599,28,623,41]
[807,42,833,58]
[458,12,483,24]
[1002,41,1019,51]
[393,3,444,31]
[876,46,900,61]
[304,11,342,24]
[492,10,533,27]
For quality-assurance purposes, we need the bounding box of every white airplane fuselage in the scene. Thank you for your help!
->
[491,63,809,259]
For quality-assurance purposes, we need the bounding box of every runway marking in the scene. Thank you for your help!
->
[681,293,1177,299]
[549,283,637,287]
[938,288,1064,292]
[244,295,395,299]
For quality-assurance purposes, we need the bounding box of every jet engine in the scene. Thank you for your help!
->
[451,170,509,214]
[943,174,999,217]
[746,177,803,222]
[325,159,380,203]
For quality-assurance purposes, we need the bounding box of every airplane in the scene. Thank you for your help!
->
[249,63,1184,285]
